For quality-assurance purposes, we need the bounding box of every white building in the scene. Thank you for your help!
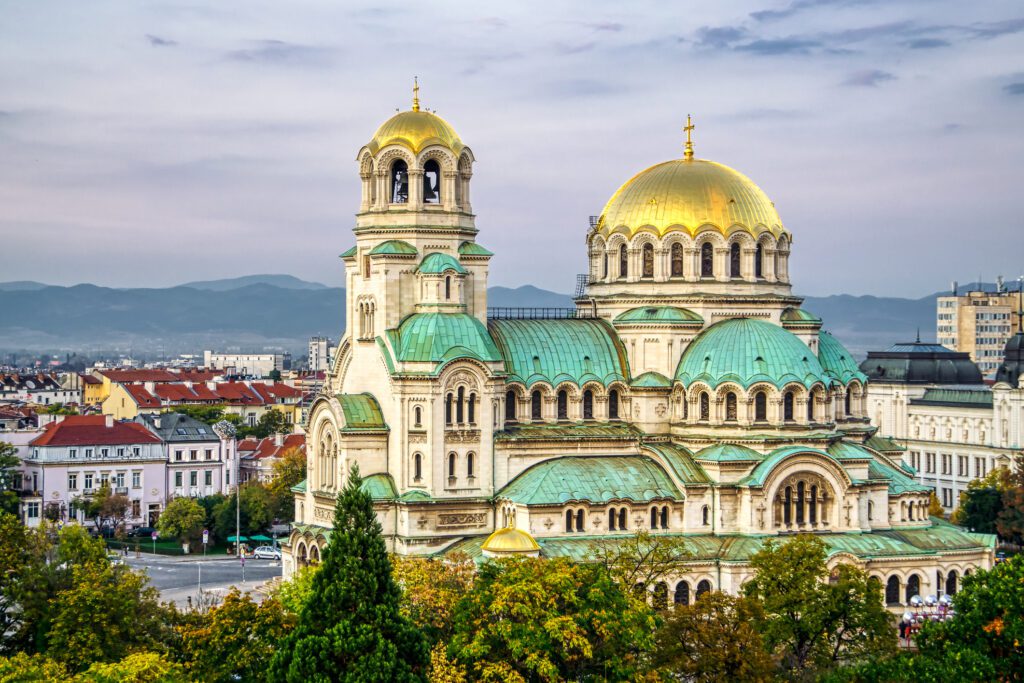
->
[0,373,80,406]
[308,336,335,373]
[135,413,231,498]
[203,351,290,377]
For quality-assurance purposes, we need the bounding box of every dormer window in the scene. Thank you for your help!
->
[423,159,441,204]
[391,160,408,203]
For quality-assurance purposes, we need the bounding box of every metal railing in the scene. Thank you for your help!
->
[487,308,596,320]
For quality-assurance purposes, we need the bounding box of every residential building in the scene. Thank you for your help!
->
[0,373,80,406]
[102,380,302,425]
[937,286,1022,376]
[90,367,223,404]
[862,338,1024,513]
[238,433,305,484]
[79,374,104,405]
[282,97,992,607]
[203,351,291,377]
[308,336,336,372]
[135,413,229,498]
[20,415,166,528]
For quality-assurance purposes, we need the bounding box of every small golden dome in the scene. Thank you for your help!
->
[596,158,786,240]
[480,527,540,554]
[367,110,464,156]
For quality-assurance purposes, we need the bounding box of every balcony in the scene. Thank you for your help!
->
[114,486,128,495]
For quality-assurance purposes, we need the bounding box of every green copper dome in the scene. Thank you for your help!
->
[417,252,467,274]
[781,307,821,327]
[817,331,867,385]
[674,318,830,389]
[369,240,417,256]
[614,306,703,326]
[386,313,501,366]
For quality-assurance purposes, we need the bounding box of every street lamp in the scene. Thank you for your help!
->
[212,420,240,558]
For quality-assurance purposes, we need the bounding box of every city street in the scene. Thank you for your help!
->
[123,553,282,607]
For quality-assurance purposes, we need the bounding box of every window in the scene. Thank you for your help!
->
[448,453,456,479]
[700,242,714,277]
[619,244,628,278]
[729,242,741,278]
[205,449,213,461]
[975,457,985,478]
[942,487,952,507]
[660,506,668,529]
[505,391,516,421]
[190,471,197,487]
[391,159,408,203]
[414,406,422,428]
[941,454,951,475]
[783,391,795,422]
[132,471,141,488]
[85,448,93,458]
[582,390,594,420]
[468,393,476,424]
[175,472,182,487]
[531,390,542,421]
[557,390,568,420]
[467,452,475,478]
[117,448,124,457]
[601,252,608,279]
[190,450,198,462]
[754,392,767,422]
[413,453,422,482]
[755,243,764,278]
[698,392,710,422]
[575,509,584,532]
[885,576,900,605]
[650,507,659,530]
[670,243,684,277]
[566,510,574,533]
[445,276,452,300]
[456,387,465,424]
[608,508,617,531]
[423,159,441,204]
[725,392,737,421]
[618,508,627,530]
[867,500,874,520]
[26,502,40,519]
[68,473,78,490]
[445,393,453,425]
[905,574,920,602]
[101,448,109,457]
[84,473,93,490]
[114,472,124,488]
[958,456,968,477]
[696,580,712,599]
[608,390,619,420]
[675,581,690,606]
[701,504,710,526]
[69,448,77,459]
[175,450,183,462]
[807,393,815,422]
[131,500,140,517]
[641,243,654,278]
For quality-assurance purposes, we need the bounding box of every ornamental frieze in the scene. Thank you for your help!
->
[314,507,334,522]
[437,512,487,528]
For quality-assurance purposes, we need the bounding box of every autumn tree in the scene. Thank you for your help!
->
[0,442,20,515]
[392,553,475,645]
[156,497,206,548]
[589,529,691,602]
[271,563,320,615]
[79,482,131,535]
[996,457,1024,544]
[178,589,295,682]
[653,590,775,682]
[269,465,427,681]
[268,444,306,522]
[450,557,657,682]
[743,535,894,677]
[927,491,944,517]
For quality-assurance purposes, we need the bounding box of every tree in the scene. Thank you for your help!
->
[271,563,320,615]
[742,535,894,677]
[997,458,1024,545]
[156,497,205,548]
[653,590,775,682]
[392,554,475,645]
[244,409,290,439]
[41,403,78,416]
[450,557,657,683]
[195,493,226,540]
[213,483,273,538]
[164,404,228,424]
[427,644,467,683]
[952,467,1009,535]
[75,653,185,682]
[178,589,295,682]
[0,442,20,516]
[927,491,944,517]
[0,653,69,681]
[269,465,427,682]
[79,483,131,535]
[268,445,306,523]
[589,529,691,604]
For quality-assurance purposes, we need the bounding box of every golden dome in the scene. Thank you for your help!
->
[366,109,464,156]
[481,527,540,554]
[596,158,786,240]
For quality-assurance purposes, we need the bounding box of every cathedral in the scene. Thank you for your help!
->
[284,88,994,608]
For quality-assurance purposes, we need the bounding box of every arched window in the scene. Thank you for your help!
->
[583,390,594,420]
[784,486,792,525]
[423,159,441,204]
[531,390,542,420]
[609,390,620,420]
[642,242,654,278]
[456,387,465,424]
[701,504,709,526]
[674,581,690,605]
[809,485,818,524]
[660,506,669,529]
[413,453,422,482]
[505,390,517,421]
[945,570,958,596]
[867,500,874,521]
[700,242,714,277]
[466,452,475,478]
[885,576,900,605]
[608,508,617,531]
[796,483,806,524]
[725,392,737,422]
[696,580,711,599]
[730,242,741,278]
[755,243,764,278]
[754,391,767,422]
[618,508,627,530]
[575,509,584,532]
[784,391,795,422]
[906,574,920,602]
[557,390,568,420]
[698,392,710,422]
[565,510,574,532]
[445,276,451,301]
[670,243,684,277]
[807,393,815,422]
[447,453,456,478]
[602,252,608,279]
[650,507,658,530]
[844,391,851,416]
[445,393,453,425]
[619,244,628,278]
[414,406,422,428]
[391,160,409,203]
[468,393,476,424]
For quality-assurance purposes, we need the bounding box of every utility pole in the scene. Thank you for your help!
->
[213,420,240,557]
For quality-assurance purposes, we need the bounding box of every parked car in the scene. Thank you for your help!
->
[252,546,281,560]
[128,526,158,538]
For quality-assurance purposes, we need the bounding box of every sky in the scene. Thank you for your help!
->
[1,1,1022,298]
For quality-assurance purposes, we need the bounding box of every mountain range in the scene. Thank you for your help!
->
[0,274,1011,359]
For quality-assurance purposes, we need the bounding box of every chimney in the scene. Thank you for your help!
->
[105,415,113,428]
[274,433,284,447]
[144,381,155,392]
[952,280,958,295]
[153,415,161,429]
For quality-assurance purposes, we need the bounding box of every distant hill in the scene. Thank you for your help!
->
[2,277,1013,358]
[179,274,329,291]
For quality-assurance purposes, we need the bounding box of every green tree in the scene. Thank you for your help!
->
[269,465,427,682]
[178,589,295,682]
[75,652,185,682]
[997,458,1024,545]
[163,404,227,424]
[271,563,320,615]
[392,554,475,646]
[653,590,775,682]
[450,557,657,683]
[213,484,273,538]
[195,493,226,540]
[156,497,206,548]
[0,442,21,516]
[268,445,306,523]
[742,535,894,677]
[41,403,78,415]
[0,652,69,681]
[952,467,1009,534]
[243,409,290,439]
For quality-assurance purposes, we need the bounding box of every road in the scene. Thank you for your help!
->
[123,553,282,608]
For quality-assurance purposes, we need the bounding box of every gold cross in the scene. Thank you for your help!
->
[684,114,695,160]
[412,76,420,112]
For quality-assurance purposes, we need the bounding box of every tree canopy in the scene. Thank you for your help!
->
[156,497,206,546]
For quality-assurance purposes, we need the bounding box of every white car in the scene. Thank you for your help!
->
[252,546,281,560]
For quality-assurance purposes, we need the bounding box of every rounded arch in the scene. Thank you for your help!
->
[673,579,691,605]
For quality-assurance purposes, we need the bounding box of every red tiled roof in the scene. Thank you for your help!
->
[121,381,299,408]
[238,433,306,460]
[30,415,161,447]
[79,374,102,385]
[98,368,223,383]
[125,385,161,408]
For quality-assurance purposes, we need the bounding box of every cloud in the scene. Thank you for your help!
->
[695,25,748,49]
[842,69,896,86]
[1004,82,1024,96]
[943,123,963,131]
[145,34,177,47]
[554,41,597,55]
[751,0,876,23]
[735,37,822,55]
[586,21,624,32]
[224,40,332,66]
[908,38,950,49]
[969,17,1024,40]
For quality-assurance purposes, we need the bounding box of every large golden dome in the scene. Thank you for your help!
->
[366,109,464,156]
[596,158,786,240]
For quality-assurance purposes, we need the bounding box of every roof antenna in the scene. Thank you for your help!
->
[916,328,921,344]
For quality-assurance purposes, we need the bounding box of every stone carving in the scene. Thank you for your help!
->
[437,512,487,528]
[314,507,333,522]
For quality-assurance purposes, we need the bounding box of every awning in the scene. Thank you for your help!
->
[227,535,249,542]
[249,534,273,542]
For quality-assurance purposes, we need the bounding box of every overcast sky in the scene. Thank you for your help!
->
[1,0,1022,297]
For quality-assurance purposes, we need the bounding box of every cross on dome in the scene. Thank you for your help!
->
[412,76,420,112]
[683,114,695,161]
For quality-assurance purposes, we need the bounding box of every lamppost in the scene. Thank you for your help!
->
[213,420,240,558]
